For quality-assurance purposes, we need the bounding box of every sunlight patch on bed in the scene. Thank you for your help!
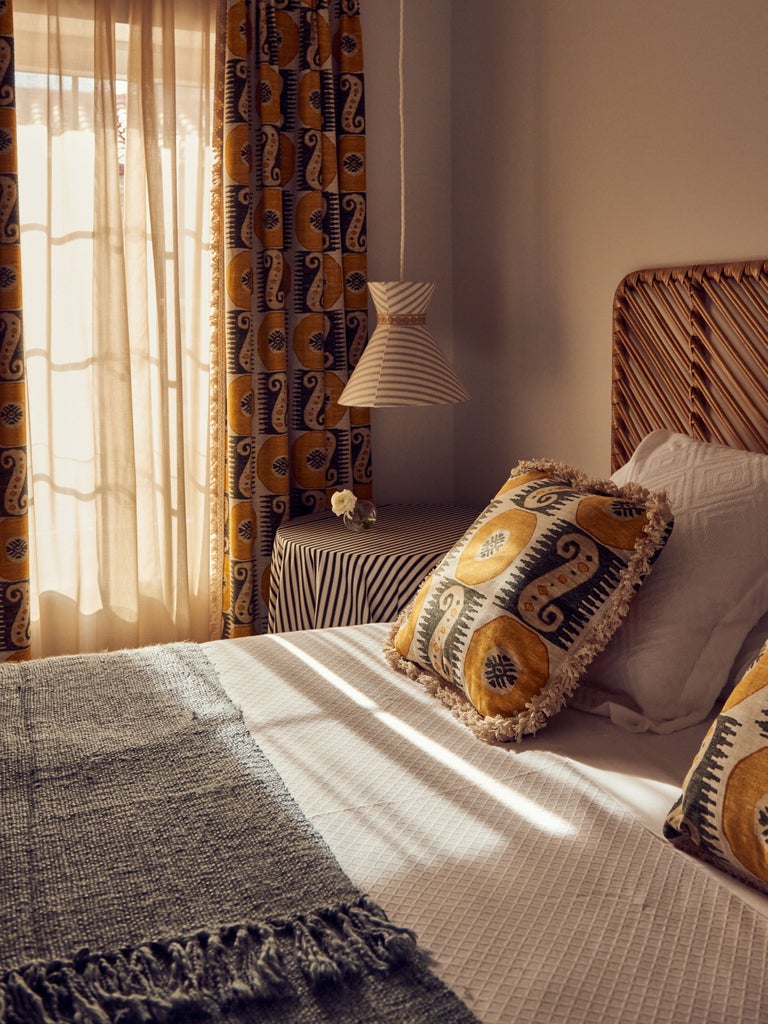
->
[268,635,574,837]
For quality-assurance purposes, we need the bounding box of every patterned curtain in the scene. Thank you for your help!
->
[213,0,372,638]
[0,0,29,660]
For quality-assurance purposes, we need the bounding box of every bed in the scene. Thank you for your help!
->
[4,258,768,1023]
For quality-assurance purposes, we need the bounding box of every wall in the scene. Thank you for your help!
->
[451,0,768,500]
[362,1,768,505]
[361,0,457,503]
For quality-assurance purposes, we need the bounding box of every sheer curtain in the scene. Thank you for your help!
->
[14,0,216,656]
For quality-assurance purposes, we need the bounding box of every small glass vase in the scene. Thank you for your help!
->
[342,499,377,532]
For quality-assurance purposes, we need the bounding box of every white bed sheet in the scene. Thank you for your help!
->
[205,623,768,1023]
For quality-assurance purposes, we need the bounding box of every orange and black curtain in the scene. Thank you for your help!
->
[0,0,29,660]
[214,0,372,638]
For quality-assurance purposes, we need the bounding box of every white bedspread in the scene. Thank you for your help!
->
[205,624,768,1024]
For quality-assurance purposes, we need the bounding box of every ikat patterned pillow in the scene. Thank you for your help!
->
[664,643,768,892]
[385,460,674,742]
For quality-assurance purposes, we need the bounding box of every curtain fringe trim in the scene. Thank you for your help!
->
[207,0,228,642]
[0,897,418,1023]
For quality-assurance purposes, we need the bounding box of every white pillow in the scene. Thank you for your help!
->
[572,430,768,733]
[722,608,768,696]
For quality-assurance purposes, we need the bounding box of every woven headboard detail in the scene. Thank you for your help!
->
[611,259,768,471]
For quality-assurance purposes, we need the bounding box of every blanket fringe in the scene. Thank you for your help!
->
[0,898,418,1023]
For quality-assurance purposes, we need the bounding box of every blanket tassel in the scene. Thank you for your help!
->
[287,897,418,989]
[0,898,420,1023]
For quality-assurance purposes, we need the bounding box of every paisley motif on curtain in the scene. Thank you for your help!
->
[0,0,29,659]
[218,0,372,637]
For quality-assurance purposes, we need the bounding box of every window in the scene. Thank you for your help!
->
[14,0,216,656]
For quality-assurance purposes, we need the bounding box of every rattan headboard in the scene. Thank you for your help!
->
[611,259,768,471]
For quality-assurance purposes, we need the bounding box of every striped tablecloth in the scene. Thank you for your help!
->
[268,503,480,633]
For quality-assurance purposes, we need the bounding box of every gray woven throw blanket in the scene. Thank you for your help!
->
[0,643,478,1023]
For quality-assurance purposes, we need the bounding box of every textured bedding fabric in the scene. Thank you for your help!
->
[0,642,479,1024]
[206,624,768,1024]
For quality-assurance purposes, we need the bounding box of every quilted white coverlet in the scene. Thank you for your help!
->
[206,624,768,1024]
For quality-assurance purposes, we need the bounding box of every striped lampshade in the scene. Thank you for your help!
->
[338,281,470,407]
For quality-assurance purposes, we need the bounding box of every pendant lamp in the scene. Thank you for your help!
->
[338,0,468,409]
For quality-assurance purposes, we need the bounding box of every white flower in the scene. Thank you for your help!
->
[331,489,357,516]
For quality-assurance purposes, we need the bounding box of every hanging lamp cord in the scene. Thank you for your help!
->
[398,0,406,280]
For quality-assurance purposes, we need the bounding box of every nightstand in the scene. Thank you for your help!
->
[267,503,480,632]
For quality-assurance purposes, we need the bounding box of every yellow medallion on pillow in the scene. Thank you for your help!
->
[386,459,674,742]
[455,509,536,586]
[464,617,549,717]
[665,644,768,891]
